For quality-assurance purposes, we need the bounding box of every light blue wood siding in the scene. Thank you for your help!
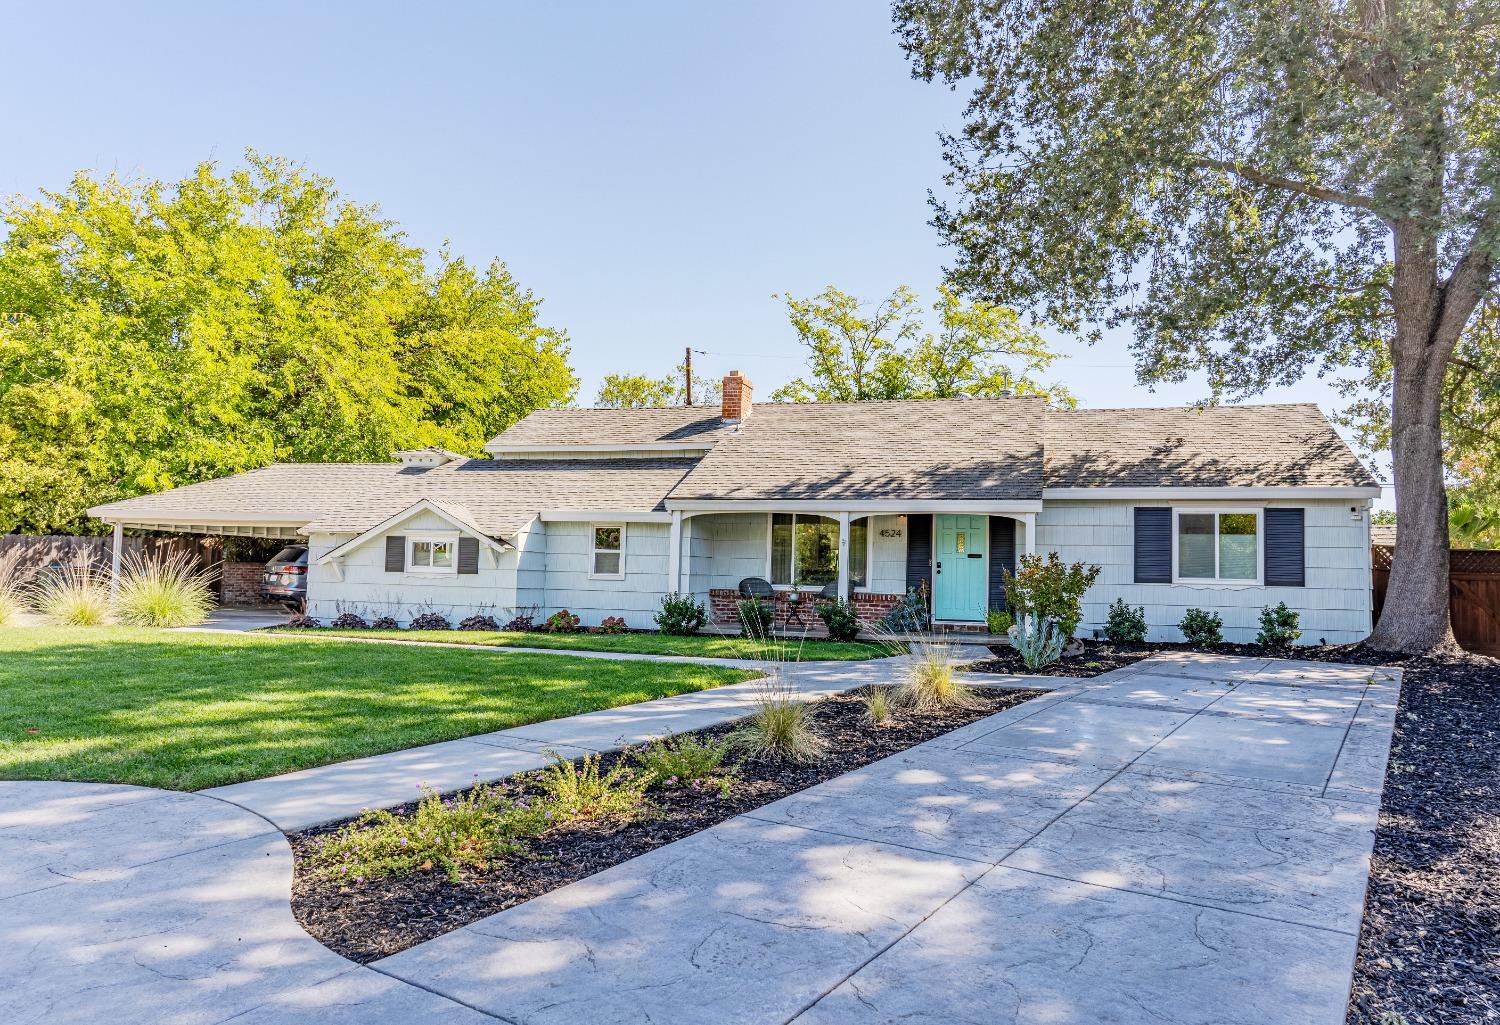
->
[1035,500,1372,644]
[540,521,672,629]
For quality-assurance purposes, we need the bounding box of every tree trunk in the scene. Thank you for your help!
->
[1367,224,1462,654]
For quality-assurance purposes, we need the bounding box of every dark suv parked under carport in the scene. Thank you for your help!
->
[261,545,308,610]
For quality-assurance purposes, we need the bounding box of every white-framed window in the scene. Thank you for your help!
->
[590,524,625,579]
[766,513,869,589]
[407,532,459,574]
[1173,509,1262,584]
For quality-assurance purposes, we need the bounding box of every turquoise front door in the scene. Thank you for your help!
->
[933,514,988,622]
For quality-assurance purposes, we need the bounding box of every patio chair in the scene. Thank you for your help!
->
[737,577,775,599]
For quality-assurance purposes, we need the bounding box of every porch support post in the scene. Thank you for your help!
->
[1019,512,1037,557]
[109,521,123,599]
[836,511,851,599]
[667,510,683,594]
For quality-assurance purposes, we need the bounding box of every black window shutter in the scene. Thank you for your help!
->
[1134,508,1172,583]
[385,535,405,572]
[457,536,480,575]
[1264,508,1306,586]
[989,516,1017,609]
[906,514,933,595]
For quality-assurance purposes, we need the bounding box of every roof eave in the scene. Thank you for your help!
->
[1039,486,1382,500]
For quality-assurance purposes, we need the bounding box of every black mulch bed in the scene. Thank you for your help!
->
[289,685,1043,963]
[967,639,1157,677]
[1317,647,1500,1025]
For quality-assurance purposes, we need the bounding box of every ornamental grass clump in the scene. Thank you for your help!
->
[862,686,893,726]
[34,558,113,626]
[537,752,650,821]
[730,671,828,763]
[895,641,984,711]
[309,784,552,883]
[114,550,218,627]
[0,547,34,626]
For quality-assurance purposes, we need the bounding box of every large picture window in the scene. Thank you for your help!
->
[590,524,625,579]
[1174,510,1260,583]
[769,514,868,588]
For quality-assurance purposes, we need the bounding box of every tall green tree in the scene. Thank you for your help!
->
[771,284,1073,404]
[594,362,720,408]
[896,0,1499,652]
[0,153,576,534]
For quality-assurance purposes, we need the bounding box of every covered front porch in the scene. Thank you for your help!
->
[663,504,1039,630]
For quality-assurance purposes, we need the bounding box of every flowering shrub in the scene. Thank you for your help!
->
[542,609,581,633]
[654,591,707,635]
[503,611,536,631]
[595,615,628,634]
[329,612,370,629]
[408,612,452,631]
[459,614,500,631]
[371,616,400,630]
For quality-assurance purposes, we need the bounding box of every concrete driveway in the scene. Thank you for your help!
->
[0,652,1397,1025]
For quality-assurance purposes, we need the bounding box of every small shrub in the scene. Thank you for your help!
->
[542,609,581,633]
[1103,599,1148,644]
[862,687,892,727]
[1009,613,1066,670]
[986,607,1013,635]
[459,614,500,631]
[1002,553,1101,640]
[634,735,733,790]
[284,613,320,629]
[896,642,983,710]
[595,615,628,634]
[1179,608,1224,646]
[307,785,550,883]
[737,597,774,639]
[34,560,113,626]
[502,611,536,631]
[879,584,930,632]
[815,597,860,642]
[655,591,707,636]
[371,616,399,630]
[537,752,649,820]
[329,612,371,630]
[408,612,452,631]
[730,674,828,762]
[1256,602,1302,647]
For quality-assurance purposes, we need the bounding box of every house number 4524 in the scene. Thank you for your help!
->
[878,528,903,538]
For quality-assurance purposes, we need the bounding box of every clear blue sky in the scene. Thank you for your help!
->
[0,1,1386,497]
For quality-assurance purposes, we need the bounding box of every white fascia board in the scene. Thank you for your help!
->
[316,499,509,565]
[1040,486,1383,501]
[665,499,1045,514]
[483,441,714,456]
[88,510,314,526]
[538,510,673,523]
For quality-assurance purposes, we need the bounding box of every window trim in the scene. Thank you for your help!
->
[1170,507,1264,587]
[764,513,873,592]
[588,522,627,580]
[406,532,460,575]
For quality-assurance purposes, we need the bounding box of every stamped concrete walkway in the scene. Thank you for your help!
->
[0,653,1397,1025]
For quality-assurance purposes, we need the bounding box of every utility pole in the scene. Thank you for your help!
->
[684,346,693,406]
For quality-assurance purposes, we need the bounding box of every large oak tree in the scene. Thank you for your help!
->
[895,0,1499,652]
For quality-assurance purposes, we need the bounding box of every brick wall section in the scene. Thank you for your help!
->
[220,561,271,605]
[708,588,902,629]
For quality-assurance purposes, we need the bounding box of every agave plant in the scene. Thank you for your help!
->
[1008,613,1066,670]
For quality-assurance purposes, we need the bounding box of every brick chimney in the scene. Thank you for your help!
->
[721,370,752,421]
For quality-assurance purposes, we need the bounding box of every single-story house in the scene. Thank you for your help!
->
[89,371,1381,643]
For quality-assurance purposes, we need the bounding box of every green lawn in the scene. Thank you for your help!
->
[277,628,896,661]
[0,627,756,791]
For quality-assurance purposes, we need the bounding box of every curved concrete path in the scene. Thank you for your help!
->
[2,653,1399,1025]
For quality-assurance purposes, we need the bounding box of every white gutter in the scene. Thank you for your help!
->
[664,499,1045,514]
[1040,486,1383,500]
[483,441,714,456]
[538,510,673,523]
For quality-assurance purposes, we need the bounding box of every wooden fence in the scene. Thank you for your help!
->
[1372,544,1500,655]
[0,534,223,589]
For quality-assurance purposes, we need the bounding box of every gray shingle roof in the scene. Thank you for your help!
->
[669,397,1048,501]
[489,406,733,449]
[298,459,698,536]
[1043,404,1378,489]
[87,463,429,523]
